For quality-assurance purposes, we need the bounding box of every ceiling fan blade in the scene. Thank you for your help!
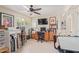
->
[23,5,29,11]
[33,11,41,15]
[29,5,34,11]
[33,8,42,11]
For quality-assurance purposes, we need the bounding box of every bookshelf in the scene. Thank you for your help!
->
[49,17,57,34]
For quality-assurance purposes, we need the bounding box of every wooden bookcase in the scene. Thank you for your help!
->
[49,17,57,33]
[49,17,57,41]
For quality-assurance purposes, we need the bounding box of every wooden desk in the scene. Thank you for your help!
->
[32,32,38,40]
[44,32,49,41]
[49,32,54,41]
[35,32,38,40]
[44,32,54,41]
[32,33,35,39]
[0,47,9,53]
[32,32,55,41]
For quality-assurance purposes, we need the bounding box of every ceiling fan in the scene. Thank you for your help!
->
[28,5,42,15]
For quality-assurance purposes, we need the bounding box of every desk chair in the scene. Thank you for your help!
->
[38,32,44,42]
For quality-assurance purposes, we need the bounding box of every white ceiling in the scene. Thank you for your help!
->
[2,5,70,17]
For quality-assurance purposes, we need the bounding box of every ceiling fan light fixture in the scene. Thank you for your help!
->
[30,5,33,7]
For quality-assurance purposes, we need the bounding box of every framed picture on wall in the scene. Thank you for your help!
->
[49,17,56,24]
[49,17,56,29]
[49,17,57,33]
[1,13,14,27]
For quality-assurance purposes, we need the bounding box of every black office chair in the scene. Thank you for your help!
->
[38,31,44,42]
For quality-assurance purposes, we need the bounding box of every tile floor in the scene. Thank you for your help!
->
[17,39,59,53]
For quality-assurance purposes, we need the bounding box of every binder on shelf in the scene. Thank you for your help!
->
[0,28,9,53]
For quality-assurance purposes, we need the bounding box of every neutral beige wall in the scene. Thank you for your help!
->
[32,16,51,31]
[32,16,59,31]
[0,6,31,27]
[58,6,79,35]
